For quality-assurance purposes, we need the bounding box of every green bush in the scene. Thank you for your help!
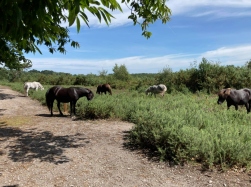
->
[2,81,251,171]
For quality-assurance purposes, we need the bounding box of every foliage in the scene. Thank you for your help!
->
[74,75,87,85]
[245,59,251,69]
[2,57,251,94]
[112,63,131,81]
[156,66,174,93]
[0,0,171,70]
[2,56,251,172]
[78,92,251,170]
[3,81,251,171]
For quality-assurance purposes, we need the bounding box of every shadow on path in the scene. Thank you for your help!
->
[0,92,16,100]
[0,88,26,100]
[35,114,68,118]
[0,122,90,165]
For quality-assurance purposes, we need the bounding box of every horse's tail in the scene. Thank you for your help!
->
[45,89,52,111]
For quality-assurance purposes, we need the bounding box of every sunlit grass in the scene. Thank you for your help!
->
[2,81,251,171]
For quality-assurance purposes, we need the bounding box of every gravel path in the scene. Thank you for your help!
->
[0,86,250,187]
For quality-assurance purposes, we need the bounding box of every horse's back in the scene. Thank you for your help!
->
[150,85,159,93]
[103,84,112,94]
[103,83,111,88]
[96,84,112,95]
[50,87,77,102]
[24,81,43,88]
[146,84,167,95]
[46,86,62,97]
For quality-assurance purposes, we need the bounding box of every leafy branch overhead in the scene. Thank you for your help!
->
[0,0,171,70]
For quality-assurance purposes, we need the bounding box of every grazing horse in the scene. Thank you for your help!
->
[217,88,251,113]
[46,86,94,116]
[24,81,44,96]
[96,83,112,95]
[145,84,167,97]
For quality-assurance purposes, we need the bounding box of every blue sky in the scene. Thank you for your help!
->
[27,0,251,75]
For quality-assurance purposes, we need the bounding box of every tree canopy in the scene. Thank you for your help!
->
[0,0,171,70]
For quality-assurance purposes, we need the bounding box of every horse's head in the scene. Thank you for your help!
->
[35,82,44,90]
[39,85,44,90]
[86,89,94,100]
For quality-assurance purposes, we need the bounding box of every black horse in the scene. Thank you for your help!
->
[46,86,94,116]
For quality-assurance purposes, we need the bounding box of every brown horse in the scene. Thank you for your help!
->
[96,84,112,95]
[46,86,94,116]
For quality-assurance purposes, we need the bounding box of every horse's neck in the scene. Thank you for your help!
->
[77,89,88,97]
[37,83,43,89]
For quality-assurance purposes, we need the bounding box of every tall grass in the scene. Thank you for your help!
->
[77,91,251,170]
[2,81,251,170]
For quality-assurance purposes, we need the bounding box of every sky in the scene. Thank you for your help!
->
[26,0,251,75]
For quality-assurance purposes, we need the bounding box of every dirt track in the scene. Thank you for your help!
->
[0,86,250,187]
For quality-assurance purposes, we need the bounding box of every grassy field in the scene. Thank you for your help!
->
[2,81,251,171]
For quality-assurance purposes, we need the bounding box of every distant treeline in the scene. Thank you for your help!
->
[1,58,251,94]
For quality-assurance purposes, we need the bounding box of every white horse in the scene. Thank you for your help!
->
[24,81,44,96]
[145,84,167,97]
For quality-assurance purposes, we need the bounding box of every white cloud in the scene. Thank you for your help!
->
[29,44,251,74]
[200,45,251,66]
[191,10,251,19]
[29,55,194,74]
[168,0,251,15]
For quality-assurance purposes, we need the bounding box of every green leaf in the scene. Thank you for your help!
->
[76,17,81,32]
[68,6,76,26]
[95,10,102,22]
[80,11,90,27]
[100,10,108,25]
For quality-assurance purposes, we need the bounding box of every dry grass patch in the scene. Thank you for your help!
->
[0,116,34,127]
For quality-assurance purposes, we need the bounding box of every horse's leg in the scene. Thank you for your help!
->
[245,103,250,113]
[72,101,77,116]
[69,101,77,116]
[26,88,29,96]
[70,102,73,116]
[234,105,238,111]
[74,101,77,116]
[57,101,64,116]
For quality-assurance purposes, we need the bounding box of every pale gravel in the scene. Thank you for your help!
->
[0,86,250,187]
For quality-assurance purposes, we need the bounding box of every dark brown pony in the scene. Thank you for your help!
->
[46,86,94,116]
[96,83,112,95]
